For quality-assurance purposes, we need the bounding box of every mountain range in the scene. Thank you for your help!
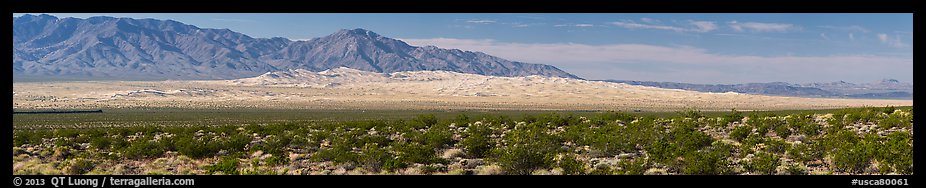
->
[13,14,577,80]
[601,79,913,99]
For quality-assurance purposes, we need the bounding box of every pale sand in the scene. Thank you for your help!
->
[12,68,912,111]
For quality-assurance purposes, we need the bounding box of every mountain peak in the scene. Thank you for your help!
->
[880,78,900,83]
[15,14,58,22]
[332,28,381,38]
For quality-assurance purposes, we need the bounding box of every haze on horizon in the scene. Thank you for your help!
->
[13,13,913,84]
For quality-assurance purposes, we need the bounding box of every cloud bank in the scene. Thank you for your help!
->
[401,38,911,83]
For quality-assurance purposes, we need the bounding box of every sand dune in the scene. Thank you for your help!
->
[13,68,912,111]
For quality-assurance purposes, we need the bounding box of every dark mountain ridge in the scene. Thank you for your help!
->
[13,14,578,80]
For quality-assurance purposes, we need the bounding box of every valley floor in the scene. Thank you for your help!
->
[12,79,912,111]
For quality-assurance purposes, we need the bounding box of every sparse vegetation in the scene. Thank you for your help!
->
[12,106,913,175]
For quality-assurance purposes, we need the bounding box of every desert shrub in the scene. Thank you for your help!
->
[748,152,780,175]
[722,109,744,124]
[224,133,251,153]
[557,154,586,175]
[588,165,615,175]
[89,136,113,150]
[645,139,677,165]
[785,163,808,175]
[495,144,554,175]
[175,137,220,159]
[877,132,912,174]
[680,109,704,119]
[617,158,647,175]
[311,144,358,165]
[382,159,408,172]
[461,123,494,158]
[773,123,792,138]
[122,138,166,159]
[205,156,240,175]
[453,114,471,127]
[832,134,878,173]
[764,139,790,154]
[253,134,293,159]
[667,121,713,152]
[395,142,442,164]
[682,144,732,175]
[409,114,438,129]
[420,124,454,149]
[729,125,752,142]
[798,123,822,137]
[878,112,910,130]
[825,115,843,128]
[788,142,823,163]
[66,158,96,175]
[359,143,392,172]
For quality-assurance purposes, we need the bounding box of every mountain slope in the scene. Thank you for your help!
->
[13,14,577,80]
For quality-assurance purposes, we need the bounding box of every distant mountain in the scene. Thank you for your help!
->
[796,79,913,95]
[13,14,578,80]
[600,80,836,97]
[601,79,912,100]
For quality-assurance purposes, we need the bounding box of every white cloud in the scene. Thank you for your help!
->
[574,24,594,27]
[849,33,855,40]
[728,21,800,32]
[820,25,870,33]
[610,21,687,32]
[640,17,659,23]
[820,33,828,40]
[465,19,496,24]
[400,37,911,82]
[878,33,907,48]
[609,20,716,33]
[689,21,718,32]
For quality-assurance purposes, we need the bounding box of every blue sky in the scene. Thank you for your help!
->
[15,13,913,84]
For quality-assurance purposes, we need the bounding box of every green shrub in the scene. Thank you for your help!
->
[722,109,744,124]
[311,144,358,165]
[205,156,240,175]
[176,136,221,159]
[420,124,454,149]
[495,144,554,175]
[729,125,751,142]
[410,114,438,129]
[395,142,442,165]
[682,146,732,175]
[787,142,823,163]
[832,143,872,173]
[764,139,790,154]
[878,132,912,174]
[618,158,647,175]
[785,163,807,175]
[773,123,792,138]
[588,165,615,175]
[122,138,166,159]
[382,158,408,172]
[66,158,96,175]
[748,152,780,175]
[798,123,822,137]
[557,154,586,175]
[359,143,392,172]
[461,124,493,158]
[645,139,677,165]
